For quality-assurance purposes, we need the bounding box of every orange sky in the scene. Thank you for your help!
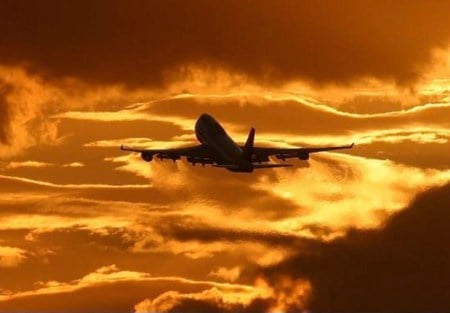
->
[0,1,449,312]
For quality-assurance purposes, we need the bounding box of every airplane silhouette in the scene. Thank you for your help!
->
[121,113,354,172]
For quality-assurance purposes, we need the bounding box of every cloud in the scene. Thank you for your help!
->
[262,183,450,312]
[65,92,450,172]
[0,264,148,299]
[0,68,60,157]
[58,94,450,144]
[108,148,449,234]
[254,154,450,230]
[0,174,151,190]
[0,65,155,158]
[0,264,271,311]
[134,276,311,313]
[4,161,54,169]
[0,246,26,267]
[0,84,12,144]
[1,161,85,169]
[209,266,241,282]
[134,287,260,313]
[62,162,84,168]
[1,1,449,88]
[85,138,196,149]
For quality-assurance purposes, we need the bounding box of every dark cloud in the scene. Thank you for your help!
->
[0,83,12,144]
[263,183,450,312]
[166,297,273,313]
[0,1,449,87]
[168,299,235,313]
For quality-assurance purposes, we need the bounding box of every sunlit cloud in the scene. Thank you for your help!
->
[3,161,54,169]
[62,162,85,168]
[105,147,450,234]
[54,108,195,131]
[1,161,85,169]
[0,215,131,232]
[0,246,27,268]
[255,154,450,232]
[134,286,266,313]
[55,93,450,123]
[0,65,157,158]
[86,138,195,149]
[0,66,62,157]
[0,264,262,302]
[0,174,151,189]
[134,275,311,313]
[209,266,242,282]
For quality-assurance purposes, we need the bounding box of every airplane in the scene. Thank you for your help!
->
[120,113,354,173]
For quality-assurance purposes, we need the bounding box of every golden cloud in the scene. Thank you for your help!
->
[134,276,311,313]
[1,161,85,169]
[209,266,242,282]
[0,246,26,268]
[0,264,262,303]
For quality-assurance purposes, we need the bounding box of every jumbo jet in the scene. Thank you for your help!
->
[120,113,354,173]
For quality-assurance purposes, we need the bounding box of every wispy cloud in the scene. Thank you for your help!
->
[2,161,85,169]
[0,174,151,189]
[0,265,262,302]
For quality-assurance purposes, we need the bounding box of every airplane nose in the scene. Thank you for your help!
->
[199,113,212,121]
[195,114,209,133]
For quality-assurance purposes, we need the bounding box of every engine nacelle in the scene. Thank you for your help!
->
[298,153,310,160]
[141,152,153,162]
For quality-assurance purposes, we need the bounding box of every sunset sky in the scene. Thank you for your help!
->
[0,1,449,312]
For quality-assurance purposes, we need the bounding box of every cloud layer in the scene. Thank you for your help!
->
[1,1,449,87]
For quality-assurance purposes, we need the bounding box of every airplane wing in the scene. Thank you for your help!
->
[120,144,211,164]
[250,143,354,161]
[213,163,293,169]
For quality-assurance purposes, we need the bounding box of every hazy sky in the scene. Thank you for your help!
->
[0,1,449,312]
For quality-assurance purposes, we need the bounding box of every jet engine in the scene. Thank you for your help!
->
[141,152,153,162]
[298,153,310,160]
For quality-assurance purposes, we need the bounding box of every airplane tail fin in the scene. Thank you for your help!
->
[242,127,255,161]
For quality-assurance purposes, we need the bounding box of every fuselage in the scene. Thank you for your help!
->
[195,113,253,172]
